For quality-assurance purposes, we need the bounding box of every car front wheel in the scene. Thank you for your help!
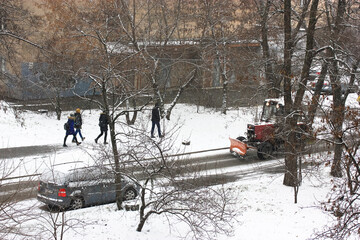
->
[70,197,84,210]
[123,188,137,201]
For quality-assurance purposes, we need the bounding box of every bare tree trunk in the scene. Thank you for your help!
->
[283,119,298,187]
[125,99,138,125]
[283,0,319,189]
[259,0,278,98]
[125,111,137,125]
[308,62,328,125]
[328,0,346,178]
[54,95,62,120]
[330,57,344,178]
[137,179,150,232]
[282,0,297,187]
[110,119,123,210]
[136,217,146,232]
[101,83,123,210]
[294,0,319,108]
[221,78,228,115]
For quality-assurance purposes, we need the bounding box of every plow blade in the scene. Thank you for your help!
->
[229,137,248,157]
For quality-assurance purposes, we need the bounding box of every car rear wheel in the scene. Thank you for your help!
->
[257,142,273,160]
[123,188,137,201]
[70,197,84,210]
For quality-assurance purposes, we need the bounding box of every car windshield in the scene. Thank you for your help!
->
[262,106,274,121]
[261,103,276,122]
[261,101,284,122]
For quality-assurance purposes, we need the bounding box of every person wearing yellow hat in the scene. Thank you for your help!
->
[72,108,85,142]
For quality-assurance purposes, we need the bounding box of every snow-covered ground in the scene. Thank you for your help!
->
[0,96,358,240]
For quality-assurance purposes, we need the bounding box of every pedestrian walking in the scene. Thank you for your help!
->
[73,108,85,142]
[95,111,109,144]
[64,113,81,147]
[151,102,163,138]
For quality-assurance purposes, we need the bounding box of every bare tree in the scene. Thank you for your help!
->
[118,0,199,120]
[117,123,237,239]
[195,0,239,115]
[276,0,329,205]
[307,61,329,125]
[322,0,359,178]
[0,159,39,239]
[39,0,201,211]
[254,0,283,98]
[37,206,84,240]
[0,0,42,98]
[305,0,360,178]
[287,0,359,181]
[30,61,75,120]
[39,0,152,210]
[0,103,39,239]
[313,100,360,239]
[0,159,22,238]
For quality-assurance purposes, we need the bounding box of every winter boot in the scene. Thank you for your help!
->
[63,144,68,147]
[95,138,98,143]
[77,142,81,146]
[82,137,85,141]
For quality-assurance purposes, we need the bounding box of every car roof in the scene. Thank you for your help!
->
[40,161,113,185]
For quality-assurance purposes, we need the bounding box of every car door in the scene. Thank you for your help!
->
[70,168,104,206]
[99,169,116,203]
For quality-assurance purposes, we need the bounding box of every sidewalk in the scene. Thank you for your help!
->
[0,145,62,159]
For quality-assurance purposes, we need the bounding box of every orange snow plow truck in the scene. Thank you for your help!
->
[229,99,306,160]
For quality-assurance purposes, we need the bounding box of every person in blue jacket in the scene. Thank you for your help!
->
[63,113,81,147]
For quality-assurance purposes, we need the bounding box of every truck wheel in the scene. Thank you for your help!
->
[257,142,273,160]
[236,136,246,141]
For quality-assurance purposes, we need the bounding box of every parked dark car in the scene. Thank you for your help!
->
[37,165,140,210]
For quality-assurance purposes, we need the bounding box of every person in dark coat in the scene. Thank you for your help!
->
[95,111,109,144]
[151,103,162,138]
[64,113,81,147]
[73,108,85,142]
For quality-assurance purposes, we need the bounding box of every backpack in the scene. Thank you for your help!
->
[64,122,69,131]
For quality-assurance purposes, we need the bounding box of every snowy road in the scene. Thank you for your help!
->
[0,145,283,202]
[0,140,328,204]
[0,145,63,159]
